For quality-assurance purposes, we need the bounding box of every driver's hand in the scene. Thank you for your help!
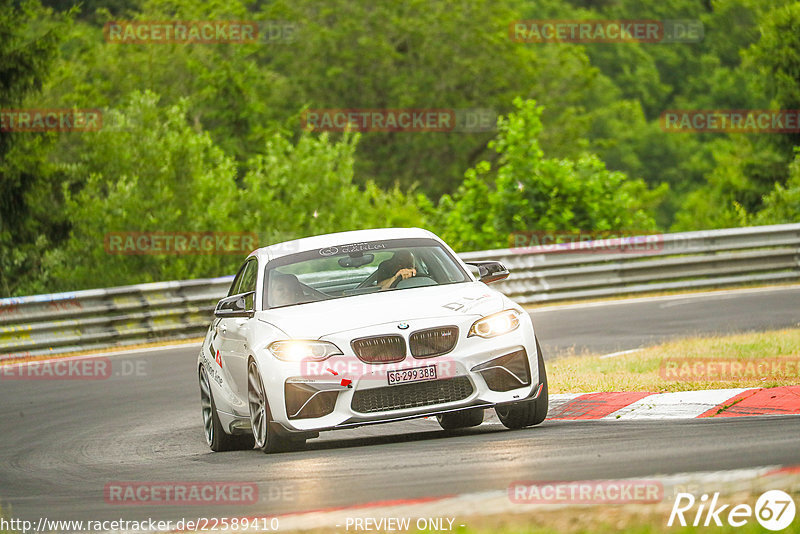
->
[396,268,416,280]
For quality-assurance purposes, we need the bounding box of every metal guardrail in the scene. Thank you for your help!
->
[2,224,799,360]
[0,278,233,361]
[463,223,800,304]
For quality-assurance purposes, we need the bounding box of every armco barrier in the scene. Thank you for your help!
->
[1,224,799,360]
[466,223,800,304]
[0,278,232,360]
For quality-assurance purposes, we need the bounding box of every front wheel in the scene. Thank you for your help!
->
[495,337,549,429]
[247,360,304,453]
[199,367,253,452]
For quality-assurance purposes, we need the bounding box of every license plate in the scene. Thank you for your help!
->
[387,365,437,385]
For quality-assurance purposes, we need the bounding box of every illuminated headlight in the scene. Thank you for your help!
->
[468,310,520,338]
[268,340,342,362]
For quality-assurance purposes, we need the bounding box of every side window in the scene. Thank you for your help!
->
[227,261,249,297]
[239,259,258,310]
[227,259,258,297]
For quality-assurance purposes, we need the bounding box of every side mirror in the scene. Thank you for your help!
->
[465,261,510,284]
[215,291,255,318]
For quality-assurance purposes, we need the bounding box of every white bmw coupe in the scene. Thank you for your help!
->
[198,227,548,453]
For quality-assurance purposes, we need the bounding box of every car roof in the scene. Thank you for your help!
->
[250,227,441,263]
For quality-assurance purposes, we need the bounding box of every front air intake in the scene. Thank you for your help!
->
[351,376,474,413]
[472,349,531,392]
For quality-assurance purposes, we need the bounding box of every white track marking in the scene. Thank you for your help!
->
[604,388,752,420]
[599,348,642,359]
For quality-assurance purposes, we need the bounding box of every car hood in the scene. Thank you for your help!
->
[255,282,508,338]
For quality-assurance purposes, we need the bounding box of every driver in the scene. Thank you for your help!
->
[376,250,416,290]
[270,272,303,307]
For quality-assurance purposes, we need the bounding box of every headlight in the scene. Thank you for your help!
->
[268,340,343,361]
[468,310,520,338]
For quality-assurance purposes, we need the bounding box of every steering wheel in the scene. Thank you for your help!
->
[394,276,437,289]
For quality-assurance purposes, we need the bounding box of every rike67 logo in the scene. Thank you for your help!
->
[669,490,796,531]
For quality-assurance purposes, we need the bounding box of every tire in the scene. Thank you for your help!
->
[437,408,484,430]
[495,337,549,430]
[247,360,305,453]
[199,366,254,452]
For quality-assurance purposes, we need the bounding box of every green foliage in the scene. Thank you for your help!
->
[32,91,427,292]
[439,99,664,251]
[668,0,799,229]
[43,91,242,289]
[259,0,614,197]
[4,0,800,296]
[0,0,72,297]
[237,131,426,247]
[437,162,495,251]
[38,0,293,163]
[756,148,800,224]
[746,2,800,112]
[671,136,789,231]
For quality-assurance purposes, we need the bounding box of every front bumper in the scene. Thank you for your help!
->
[329,380,545,430]
[256,315,542,433]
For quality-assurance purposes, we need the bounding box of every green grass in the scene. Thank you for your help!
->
[0,506,10,534]
[549,328,800,393]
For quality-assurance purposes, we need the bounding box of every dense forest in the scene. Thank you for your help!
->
[2,0,799,297]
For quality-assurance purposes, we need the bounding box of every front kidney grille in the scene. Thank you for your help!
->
[351,335,406,363]
[351,376,474,413]
[409,326,458,358]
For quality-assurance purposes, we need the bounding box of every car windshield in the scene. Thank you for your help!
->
[263,238,470,309]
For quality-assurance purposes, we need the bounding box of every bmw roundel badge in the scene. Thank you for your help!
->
[397,322,409,330]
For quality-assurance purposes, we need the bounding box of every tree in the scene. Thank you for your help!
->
[755,147,800,224]
[42,91,243,290]
[746,3,800,117]
[0,0,72,297]
[438,98,664,251]
[37,91,428,292]
[259,0,610,198]
[237,131,426,247]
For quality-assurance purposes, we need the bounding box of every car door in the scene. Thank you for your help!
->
[220,258,258,396]
[210,261,244,369]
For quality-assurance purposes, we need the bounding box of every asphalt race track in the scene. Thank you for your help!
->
[534,285,800,356]
[1,286,799,522]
